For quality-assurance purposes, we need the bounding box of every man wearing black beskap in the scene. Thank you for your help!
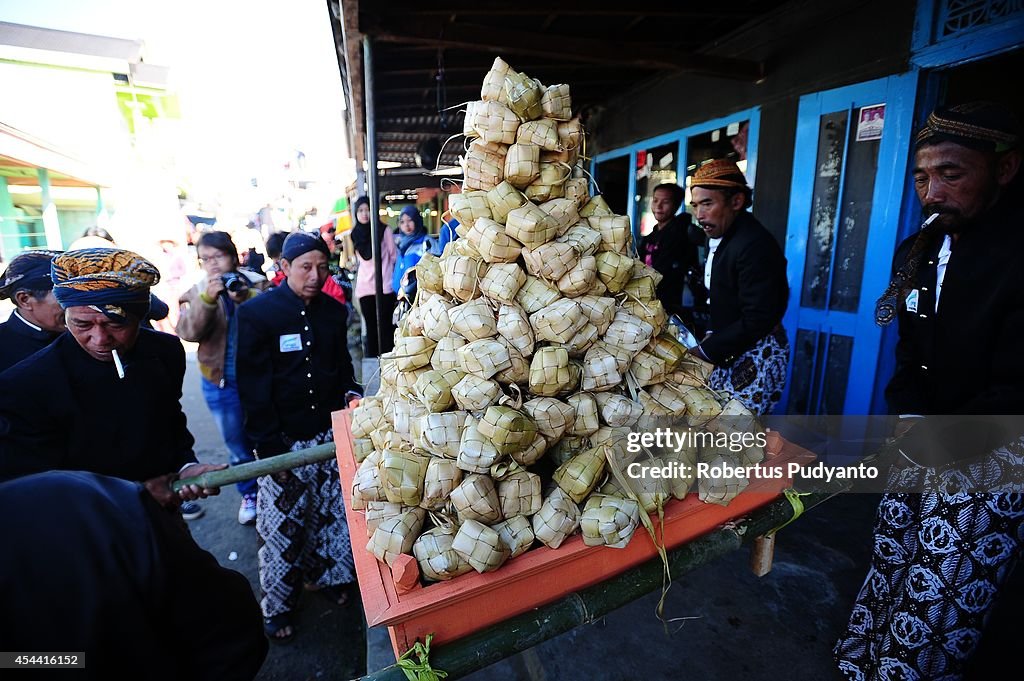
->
[689,159,789,415]
[835,102,1024,680]
[236,231,361,644]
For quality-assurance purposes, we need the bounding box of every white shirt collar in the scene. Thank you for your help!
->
[12,310,43,332]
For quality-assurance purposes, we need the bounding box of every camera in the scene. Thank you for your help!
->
[221,271,248,294]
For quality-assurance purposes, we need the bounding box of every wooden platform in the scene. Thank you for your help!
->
[332,410,815,657]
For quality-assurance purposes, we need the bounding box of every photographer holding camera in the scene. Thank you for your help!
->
[177,231,268,524]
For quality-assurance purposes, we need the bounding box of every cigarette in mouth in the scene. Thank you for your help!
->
[112,349,125,379]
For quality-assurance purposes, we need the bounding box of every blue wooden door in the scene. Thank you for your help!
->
[781,73,918,416]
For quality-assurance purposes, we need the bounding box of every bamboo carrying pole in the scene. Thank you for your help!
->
[357,485,847,681]
[170,443,336,492]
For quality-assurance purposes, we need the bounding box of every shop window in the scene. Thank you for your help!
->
[595,155,629,216]
[633,142,678,236]
[683,120,750,210]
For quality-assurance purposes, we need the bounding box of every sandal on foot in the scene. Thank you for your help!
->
[264,613,295,644]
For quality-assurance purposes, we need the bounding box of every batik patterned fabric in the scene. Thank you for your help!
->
[51,248,160,320]
[834,436,1024,680]
[914,102,1019,153]
[256,429,355,618]
[708,327,789,415]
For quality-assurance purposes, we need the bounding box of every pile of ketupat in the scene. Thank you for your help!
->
[349,57,765,584]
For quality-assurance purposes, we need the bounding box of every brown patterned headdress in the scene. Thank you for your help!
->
[915,102,1020,153]
[692,159,752,208]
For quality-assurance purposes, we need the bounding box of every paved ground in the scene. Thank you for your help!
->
[181,342,884,681]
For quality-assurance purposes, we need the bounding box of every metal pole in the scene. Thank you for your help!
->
[363,35,386,358]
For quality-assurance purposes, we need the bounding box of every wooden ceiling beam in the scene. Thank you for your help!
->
[360,16,764,80]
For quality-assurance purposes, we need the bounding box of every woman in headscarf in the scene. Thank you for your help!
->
[392,205,432,296]
[351,197,398,357]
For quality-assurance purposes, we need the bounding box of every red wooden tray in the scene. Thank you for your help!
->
[332,410,815,656]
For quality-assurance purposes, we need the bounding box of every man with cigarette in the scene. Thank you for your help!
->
[0,248,222,510]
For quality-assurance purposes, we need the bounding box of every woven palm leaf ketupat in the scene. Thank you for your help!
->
[495,338,532,385]
[539,197,580,237]
[644,382,689,417]
[352,438,375,464]
[623,298,668,331]
[514,274,561,314]
[629,350,669,387]
[594,251,634,293]
[413,369,456,412]
[579,194,613,217]
[581,345,623,392]
[479,263,527,304]
[485,181,529,224]
[556,223,602,257]
[631,260,664,287]
[532,487,581,549]
[451,519,511,573]
[503,143,541,189]
[364,501,406,538]
[466,217,522,263]
[497,469,543,518]
[492,515,536,558]
[559,321,599,357]
[419,295,455,341]
[604,308,656,355]
[529,346,577,397]
[698,454,750,506]
[350,399,385,438]
[462,139,507,191]
[504,70,544,121]
[623,276,657,302]
[351,450,386,511]
[563,178,590,209]
[449,191,493,228]
[496,303,535,356]
[541,83,572,120]
[416,411,468,459]
[430,336,467,371]
[522,397,576,439]
[591,215,632,254]
[580,494,641,549]
[442,253,486,303]
[413,525,475,581]
[681,386,724,426]
[509,429,548,467]
[421,458,463,511]
[525,163,570,202]
[448,298,498,341]
[574,295,616,334]
[457,415,505,474]
[450,473,504,524]
[481,56,512,103]
[394,336,436,372]
[477,404,538,455]
[367,507,427,567]
[556,255,597,298]
[522,241,579,282]
[516,118,561,151]
[457,338,512,379]
[553,446,607,503]
[648,332,688,371]
[470,99,521,145]
[451,374,502,412]
[594,392,644,428]
[566,392,600,436]
[530,298,586,344]
[505,203,559,249]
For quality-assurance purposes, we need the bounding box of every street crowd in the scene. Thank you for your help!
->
[0,101,1020,680]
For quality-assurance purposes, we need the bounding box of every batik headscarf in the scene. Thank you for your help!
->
[691,159,753,209]
[875,102,1021,326]
[0,250,62,300]
[51,248,160,322]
